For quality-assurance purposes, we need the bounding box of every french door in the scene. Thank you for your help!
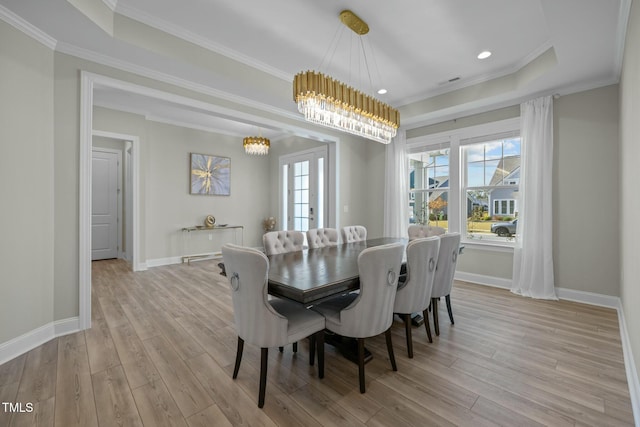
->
[281,147,327,232]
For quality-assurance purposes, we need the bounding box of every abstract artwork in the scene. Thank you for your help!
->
[190,153,230,195]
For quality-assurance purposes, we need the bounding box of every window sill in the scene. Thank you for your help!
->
[460,240,515,253]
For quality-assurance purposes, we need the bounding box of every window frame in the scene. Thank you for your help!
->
[406,117,521,249]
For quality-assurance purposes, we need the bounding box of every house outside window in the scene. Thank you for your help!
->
[463,137,521,242]
[408,147,450,231]
[406,118,521,247]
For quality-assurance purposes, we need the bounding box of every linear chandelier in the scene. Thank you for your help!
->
[293,10,400,144]
[243,136,270,155]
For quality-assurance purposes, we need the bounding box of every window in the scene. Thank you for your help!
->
[493,199,516,216]
[408,147,450,231]
[406,118,521,246]
[463,137,521,242]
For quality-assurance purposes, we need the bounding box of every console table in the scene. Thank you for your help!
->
[180,225,244,264]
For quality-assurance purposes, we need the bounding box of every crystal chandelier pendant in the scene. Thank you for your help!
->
[292,11,400,144]
[293,72,399,144]
[243,136,270,155]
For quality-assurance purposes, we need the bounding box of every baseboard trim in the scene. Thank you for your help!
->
[617,303,640,426]
[0,317,80,366]
[455,271,512,289]
[554,287,620,309]
[145,256,182,268]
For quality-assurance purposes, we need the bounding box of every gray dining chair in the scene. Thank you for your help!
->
[262,230,304,255]
[341,225,367,243]
[311,243,404,393]
[431,233,461,336]
[307,228,339,248]
[393,236,440,357]
[221,244,326,408]
[408,224,446,240]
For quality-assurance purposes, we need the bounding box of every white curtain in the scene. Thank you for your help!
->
[512,96,557,299]
[384,129,409,238]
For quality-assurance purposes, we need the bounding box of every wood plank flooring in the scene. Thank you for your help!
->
[0,259,634,426]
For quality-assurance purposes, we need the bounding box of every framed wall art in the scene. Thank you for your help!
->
[190,153,230,196]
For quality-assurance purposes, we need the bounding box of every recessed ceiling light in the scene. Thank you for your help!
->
[477,51,492,59]
[377,88,387,94]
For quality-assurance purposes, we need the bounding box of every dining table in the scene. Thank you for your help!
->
[266,237,407,304]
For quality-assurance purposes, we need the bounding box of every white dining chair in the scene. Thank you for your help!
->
[341,225,367,243]
[394,236,440,357]
[311,243,404,393]
[262,230,304,255]
[408,224,446,240]
[221,244,326,408]
[431,233,461,336]
[307,228,339,248]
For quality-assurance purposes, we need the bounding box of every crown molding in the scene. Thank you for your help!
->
[398,40,555,108]
[144,114,249,138]
[102,0,118,12]
[0,4,57,50]
[614,0,633,79]
[114,3,292,81]
[56,41,301,123]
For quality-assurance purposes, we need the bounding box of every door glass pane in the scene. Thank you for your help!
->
[317,158,324,228]
[293,160,311,232]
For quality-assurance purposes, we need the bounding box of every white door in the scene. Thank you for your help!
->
[283,148,327,232]
[92,150,119,260]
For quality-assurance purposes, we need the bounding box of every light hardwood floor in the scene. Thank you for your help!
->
[0,259,634,426]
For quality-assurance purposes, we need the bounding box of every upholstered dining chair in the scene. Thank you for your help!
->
[221,244,325,408]
[431,233,461,336]
[341,225,367,243]
[306,228,339,249]
[311,243,404,393]
[262,230,304,256]
[393,236,440,357]
[408,224,446,240]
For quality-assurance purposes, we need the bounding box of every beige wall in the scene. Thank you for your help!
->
[553,85,619,294]
[620,0,640,384]
[94,107,272,259]
[405,86,621,296]
[0,22,55,342]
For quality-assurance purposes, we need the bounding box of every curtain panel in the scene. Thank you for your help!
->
[384,129,409,238]
[512,96,557,299]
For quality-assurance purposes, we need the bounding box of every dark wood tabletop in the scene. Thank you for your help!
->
[267,237,406,304]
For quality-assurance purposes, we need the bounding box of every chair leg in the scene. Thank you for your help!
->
[316,331,325,379]
[422,309,433,343]
[385,328,397,371]
[258,348,268,408]
[233,337,244,379]
[432,297,440,336]
[402,313,413,358]
[445,294,455,325]
[309,335,316,366]
[293,342,298,353]
[357,338,366,393]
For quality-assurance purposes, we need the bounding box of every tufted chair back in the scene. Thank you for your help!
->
[393,236,440,355]
[222,244,288,348]
[395,236,441,314]
[408,224,446,240]
[307,228,339,249]
[262,230,305,256]
[341,225,367,243]
[335,243,404,338]
[432,233,461,298]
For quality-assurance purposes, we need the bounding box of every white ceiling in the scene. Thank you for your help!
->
[0,0,631,135]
